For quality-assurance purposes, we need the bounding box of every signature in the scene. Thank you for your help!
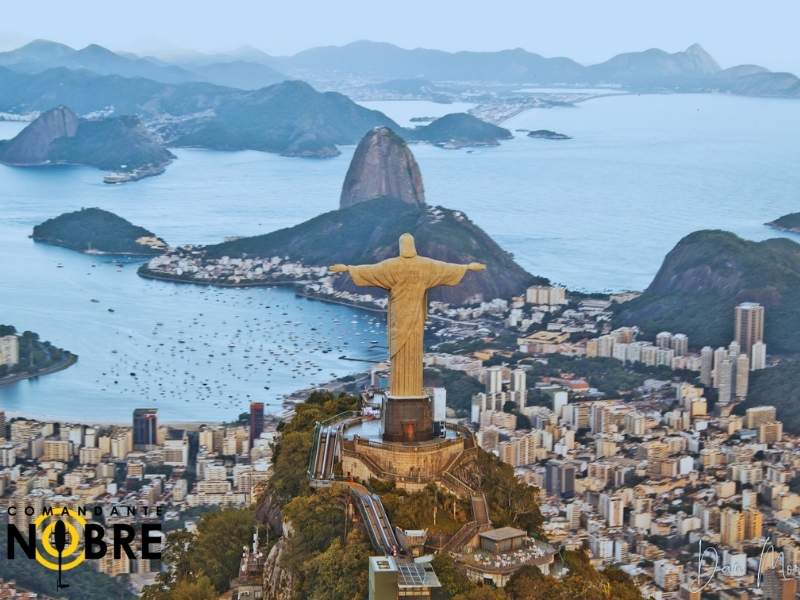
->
[691,539,800,592]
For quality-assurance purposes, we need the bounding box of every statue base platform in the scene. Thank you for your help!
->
[341,426,470,492]
[382,395,433,443]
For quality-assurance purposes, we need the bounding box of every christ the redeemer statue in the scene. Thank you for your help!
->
[331,233,485,436]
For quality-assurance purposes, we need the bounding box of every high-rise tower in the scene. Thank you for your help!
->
[133,408,158,450]
[734,302,764,357]
[249,402,265,446]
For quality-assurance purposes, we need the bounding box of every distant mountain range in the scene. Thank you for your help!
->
[271,41,799,97]
[0,38,795,165]
[0,39,798,98]
[0,73,512,159]
[0,39,286,89]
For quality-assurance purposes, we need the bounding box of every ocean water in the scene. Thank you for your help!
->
[358,100,476,126]
[0,93,798,421]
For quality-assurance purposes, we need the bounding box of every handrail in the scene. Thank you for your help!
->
[444,521,479,552]
[341,447,433,483]
[307,422,323,478]
[319,410,360,426]
[349,436,462,453]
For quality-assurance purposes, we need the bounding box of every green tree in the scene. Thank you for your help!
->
[602,566,643,600]
[143,508,256,598]
[473,451,543,535]
[431,553,473,599]
[380,484,467,535]
[453,588,507,600]
[269,430,313,503]
[170,575,218,600]
[299,530,372,600]
[282,488,348,573]
[188,508,256,592]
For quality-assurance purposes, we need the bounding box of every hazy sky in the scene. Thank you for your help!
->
[2,0,799,73]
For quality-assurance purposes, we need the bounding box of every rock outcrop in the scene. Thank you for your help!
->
[0,106,78,165]
[261,537,294,600]
[340,127,425,208]
[0,106,173,171]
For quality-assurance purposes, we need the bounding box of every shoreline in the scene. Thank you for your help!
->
[0,353,78,387]
[31,238,161,257]
[766,223,800,235]
[138,265,389,312]
[0,372,369,427]
[137,265,311,289]
[294,290,387,314]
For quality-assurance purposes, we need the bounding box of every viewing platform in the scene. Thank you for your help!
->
[307,393,478,493]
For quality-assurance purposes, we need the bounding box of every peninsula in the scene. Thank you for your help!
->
[0,106,174,179]
[0,325,77,385]
[767,211,800,233]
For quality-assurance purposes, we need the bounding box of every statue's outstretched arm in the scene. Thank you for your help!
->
[331,262,394,289]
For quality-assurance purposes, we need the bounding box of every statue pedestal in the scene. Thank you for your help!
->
[382,395,433,443]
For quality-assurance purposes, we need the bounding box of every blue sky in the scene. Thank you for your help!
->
[2,0,799,73]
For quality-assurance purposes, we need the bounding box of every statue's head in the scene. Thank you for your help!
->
[399,233,417,258]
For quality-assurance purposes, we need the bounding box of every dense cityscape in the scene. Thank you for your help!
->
[2,279,796,599]
[1,5,800,599]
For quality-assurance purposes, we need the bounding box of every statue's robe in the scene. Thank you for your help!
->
[348,256,469,397]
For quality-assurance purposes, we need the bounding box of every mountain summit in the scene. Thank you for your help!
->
[340,127,425,209]
[0,105,78,164]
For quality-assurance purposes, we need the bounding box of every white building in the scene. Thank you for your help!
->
[0,335,20,367]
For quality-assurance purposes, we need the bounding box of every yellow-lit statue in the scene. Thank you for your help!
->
[331,233,486,399]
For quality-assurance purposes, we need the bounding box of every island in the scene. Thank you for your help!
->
[406,112,513,148]
[527,129,572,140]
[767,211,800,233]
[32,208,168,255]
[0,325,77,385]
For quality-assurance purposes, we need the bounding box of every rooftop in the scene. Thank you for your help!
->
[479,526,527,542]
